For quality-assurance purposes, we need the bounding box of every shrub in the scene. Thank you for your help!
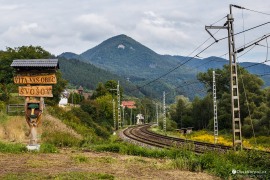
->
[0,101,5,111]
[39,143,58,153]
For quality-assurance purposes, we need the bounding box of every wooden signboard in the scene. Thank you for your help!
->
[19,86,53,97]
[14,74,57,84]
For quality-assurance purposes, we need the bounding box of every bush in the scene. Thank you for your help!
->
[158,118,177,131]
[39,143,58,153]
[0,101,5,111]
[249,136,270,147]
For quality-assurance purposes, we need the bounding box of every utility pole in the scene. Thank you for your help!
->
[110,81,121,130]
[130,108,133,125]
[117,81,122,129]
[213,71,218,144]
[163,91,166,134]
[122,106,125,126]
[156,103,159,126]
[227,5,242,150]
[205,4,243,150]
[112,99,116,131]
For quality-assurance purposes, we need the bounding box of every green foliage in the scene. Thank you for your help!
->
[0,46,67,104]
[42,131,81,147]
[249,136,270,147]
[72,155,89,163]
[47,105,110,143]
[170,95,192,128]
[46,71,68,106]
[195,65,270,137]
[0,101,5,111]
[1,172,114,180]
[91,138,270,179]
[158,118,177,131]
[39,143,59,153]
[0,141,27,153]
[68,92,84,104]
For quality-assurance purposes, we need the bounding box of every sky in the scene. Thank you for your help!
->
[0,0,270,64]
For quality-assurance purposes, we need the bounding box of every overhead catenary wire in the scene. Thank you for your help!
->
[131,20,270,93]
[243,7,270,16]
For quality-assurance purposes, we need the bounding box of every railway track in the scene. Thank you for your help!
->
[123,124,231,153]
[122,124,270,154]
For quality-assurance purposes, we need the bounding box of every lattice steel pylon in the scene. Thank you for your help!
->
[205,4,243,150]
[227,6,242,150]
[112,99,116,130]
[117,81,122,129]
[163,91,166,134]
[213,71,218,144]
[156,103,159,126]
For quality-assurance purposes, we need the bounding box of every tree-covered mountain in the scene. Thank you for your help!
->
[59,34,270,102]
[58,57,144,98]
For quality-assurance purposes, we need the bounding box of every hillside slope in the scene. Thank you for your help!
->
[60,34,270,101]
[59,57,144,97]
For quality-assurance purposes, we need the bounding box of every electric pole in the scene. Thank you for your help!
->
[227,5,242,150]
[122,106,125,126]
[117,81,121,129]
[110,82,121,130]
[213,71,218,144]
[163,91,166,134]
[205,4,243,150]
[113,99,116,131]
[130,108,133,125]
[156,103,159,126]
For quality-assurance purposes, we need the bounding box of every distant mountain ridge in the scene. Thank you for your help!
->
[59,34,270,101]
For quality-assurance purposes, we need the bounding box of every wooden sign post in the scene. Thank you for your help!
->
[11,59,59,150]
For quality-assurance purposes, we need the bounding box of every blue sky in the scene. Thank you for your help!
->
[0,0,269,64]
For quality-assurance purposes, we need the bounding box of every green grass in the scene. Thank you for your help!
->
[0,141,27,153]
[1,172,114,180]
[39,143,59,153]
[42,131,81,147]
[72,155,89,163]
[89,138,270,179]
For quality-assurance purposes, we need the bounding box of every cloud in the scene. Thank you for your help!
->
[74,13,116,41]
[0,0,269,60]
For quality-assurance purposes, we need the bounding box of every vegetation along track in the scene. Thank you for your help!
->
[122,124,270,154]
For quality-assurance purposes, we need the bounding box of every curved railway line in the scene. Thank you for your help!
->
[122,124,270,154]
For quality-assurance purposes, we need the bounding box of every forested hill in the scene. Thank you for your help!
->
[58,57,143,97]
[59,34,270,101]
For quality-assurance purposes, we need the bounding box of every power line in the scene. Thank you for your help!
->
[131,41,217,92]
[259,73,270,77]
[217,21,270,42]
[133,21,270,93]
[244,7,270,16]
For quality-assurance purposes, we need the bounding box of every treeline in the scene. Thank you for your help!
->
[0,46,67,105]
[169,65,270,137]
[58,57,144,98]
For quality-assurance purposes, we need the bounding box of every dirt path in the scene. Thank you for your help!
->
[0,149,220,180]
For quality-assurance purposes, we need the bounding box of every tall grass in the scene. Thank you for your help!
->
[42,131,81,147]
[0,141,27,153]
[90,139,270,179]
[1,172,114,180]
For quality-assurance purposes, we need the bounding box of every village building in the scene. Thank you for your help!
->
[136,114,144,125]
[121,101,136,109]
